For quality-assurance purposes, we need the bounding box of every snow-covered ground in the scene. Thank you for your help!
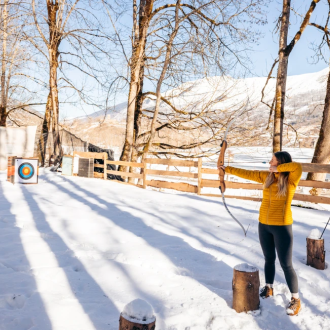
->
[0,169,330,329]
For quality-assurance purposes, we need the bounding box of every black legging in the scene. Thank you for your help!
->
[258,222,298,293]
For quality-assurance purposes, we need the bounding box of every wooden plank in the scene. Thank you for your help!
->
[106,170,143,179]
[94,172,104,179]
[74,151,107,159]
[145,169,198,178]
[145,158,198,167]
[104,154,107,180]
[94,164,104,168]
[201,179,263,190]
[201,194,262,202]
[203,164,330,175]
[202,178,330,190]
[201,168,219,174]
[142,160,147,189]
[106,160,144,168]
[197,158,202,195]
[298,180,330,189]
[146,180,198,193]
[201,193,330,205]
[292,193,330,204]
[301,163,330,173]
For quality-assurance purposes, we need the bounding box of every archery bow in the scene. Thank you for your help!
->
[217,102,250,236]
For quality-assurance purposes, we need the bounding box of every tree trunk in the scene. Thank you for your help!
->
[0,107,7,126]
[38,1,61,165]
[273,0,291,152]
[232,267,260,313]
[127,51,146,183]
[306,238,325,270]
[307,66,330,183]
[0,0,8,127]
[141,0,180,162]
[119,0,154,164]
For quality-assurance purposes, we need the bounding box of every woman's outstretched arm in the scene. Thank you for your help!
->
[277,162,302,186]
[224,166,269,184]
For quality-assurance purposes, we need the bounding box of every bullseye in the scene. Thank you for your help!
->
[18,163,34,180]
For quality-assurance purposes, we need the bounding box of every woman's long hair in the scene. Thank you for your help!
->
[264,151,292,197]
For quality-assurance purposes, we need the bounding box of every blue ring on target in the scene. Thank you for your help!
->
[18,163,35,180]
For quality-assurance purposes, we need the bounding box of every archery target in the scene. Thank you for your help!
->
[14,159,38,184]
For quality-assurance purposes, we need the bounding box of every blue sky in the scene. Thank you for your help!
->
[250,0,328,77]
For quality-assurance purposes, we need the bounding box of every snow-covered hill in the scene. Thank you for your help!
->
[64,68,329,150]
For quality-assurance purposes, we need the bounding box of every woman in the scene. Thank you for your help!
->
[219,151,302,316]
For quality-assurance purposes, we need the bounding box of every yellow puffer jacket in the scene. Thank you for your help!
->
[226,162,302,226]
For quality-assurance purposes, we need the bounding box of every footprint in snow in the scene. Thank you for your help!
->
[5,294,26,309]
[72,265,83,272]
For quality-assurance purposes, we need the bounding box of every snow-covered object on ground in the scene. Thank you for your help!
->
[121,299,155,324]
[308,229,322,240]
[234,263,258,273]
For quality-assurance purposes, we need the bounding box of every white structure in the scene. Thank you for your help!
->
[0,126,37,170]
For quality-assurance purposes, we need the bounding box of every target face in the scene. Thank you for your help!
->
[15,159,38,184]
[18,163,35,180]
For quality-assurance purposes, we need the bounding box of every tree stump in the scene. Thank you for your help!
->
[119,299,156,330]
[232,263,260,313]
[119,315,155,330]
[307,238,325,270]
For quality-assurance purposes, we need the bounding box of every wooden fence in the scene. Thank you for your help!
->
[73,152,330,205]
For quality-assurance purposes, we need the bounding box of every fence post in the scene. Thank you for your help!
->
[103,153,107,180]
[143,160,147,189]
[197,158,202,195]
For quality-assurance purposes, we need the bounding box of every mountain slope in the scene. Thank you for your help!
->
[64,68,328,151]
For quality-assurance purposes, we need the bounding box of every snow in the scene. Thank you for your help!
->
[286,307,294,315]
[308,229,322,240]
[0,168,330,329]
[234,263,258,273]
[121,299,155,324]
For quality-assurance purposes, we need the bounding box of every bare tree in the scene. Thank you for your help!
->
[0,0,44,126]
[262,0,320,152]
[306,1,330,186]
[107,0,267,170]
[29,0,112,164]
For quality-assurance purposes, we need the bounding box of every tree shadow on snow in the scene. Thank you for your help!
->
[46,176,301,330]
[20,185,120,330]
[0,183,52,330]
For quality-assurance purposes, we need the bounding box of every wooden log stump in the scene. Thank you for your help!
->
[307,237,325,270]
[119,299,156,330]
[232,263,260,313]
[119,315,155,330]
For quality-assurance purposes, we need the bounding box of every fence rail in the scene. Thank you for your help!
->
[70,153,330,205]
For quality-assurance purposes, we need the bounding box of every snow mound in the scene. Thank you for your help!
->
[234,263,258,272]
[308,229,322,240]
[121,299,155,324]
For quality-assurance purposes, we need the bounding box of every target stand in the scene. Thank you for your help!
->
[7,157,39,184]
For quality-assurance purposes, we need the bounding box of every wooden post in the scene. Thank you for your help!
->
[232,264,260,313]
[104,153,107,180]
[119,299,156,330]
[143,161,147,189]
[197,158,202,195]
[307,238,325,270]
[119,315,155,330]
[7,156,16,184]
